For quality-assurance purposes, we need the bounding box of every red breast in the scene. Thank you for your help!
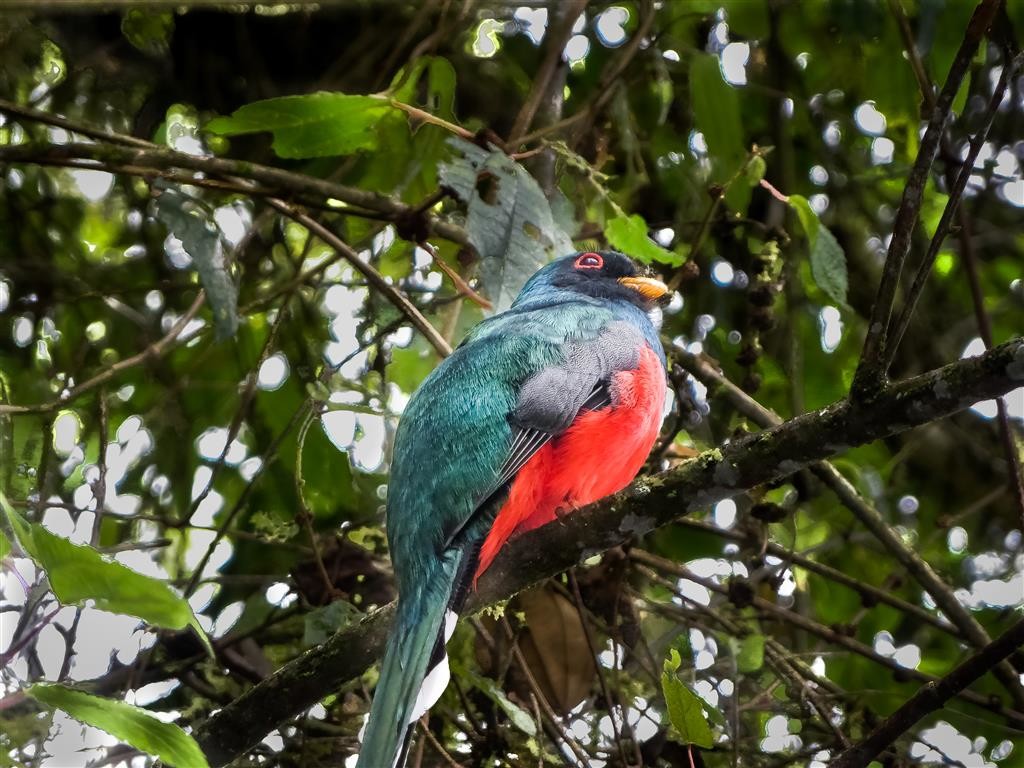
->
[475,345,666,581]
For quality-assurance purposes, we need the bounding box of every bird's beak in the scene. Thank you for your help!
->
[618,275,669,301]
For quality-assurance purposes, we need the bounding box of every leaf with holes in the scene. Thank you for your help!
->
[789,195,848,304]
[605,213,684,266]
[206,92,395,158]
[661,649,714,748]
[28,684,209,768]
[153,185,238,340]
[440,138,573,311]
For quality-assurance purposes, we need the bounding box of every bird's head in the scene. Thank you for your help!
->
[513,251,669,312]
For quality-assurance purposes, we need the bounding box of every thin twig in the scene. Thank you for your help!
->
[498,618,592,766]
[567,571,629,767]
[418,718,466,768]
[887,55,1019,359]
[885,3,1024,535]
[90,391,109,543]
[634,554,1024,727]
[507,0,590,143]
[294,407,340,601]
[419,241,492,310]
[266,199,453,357]
[187,290,291,521]
[0,292,205,415]
[674,346,1024,708]
[388,98,475,141]
[851,0,1001,395]
[831,617,1024,768]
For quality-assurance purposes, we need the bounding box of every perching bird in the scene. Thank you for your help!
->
[357,251,668,768]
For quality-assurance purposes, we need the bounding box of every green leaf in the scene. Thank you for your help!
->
[0,528,9,560]
[302,600,361,647]
[736,633,765,673]
[439,138,574,311]
[205,93,395,159]
[120,10,174,56]
[153,186,238,341]
[661,650,714,748]
[788,195,848,304]
[470,673,537,737]
[745,155,767,186]
[27,684,209,768]
[424,57,457,120]
[689,53,749,211]
[1,495,207,644]
[605,213,683,267]
[809,225,847,305]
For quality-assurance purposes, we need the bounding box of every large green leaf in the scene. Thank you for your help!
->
[688,53,749,212]
[439,138,574,311]
[463,669,537,737]
[1,496,206,642]
[27,684,209,768]
[661,649,714,748]
[205,93,395,158]
[605,213,684,266]
[153,185,238,341]
[789,195,848,304]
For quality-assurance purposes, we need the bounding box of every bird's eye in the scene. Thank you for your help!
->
[574,252,604,270]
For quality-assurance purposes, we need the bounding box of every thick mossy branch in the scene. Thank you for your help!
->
[195,336,1024,766]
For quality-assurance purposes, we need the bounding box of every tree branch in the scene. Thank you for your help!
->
[265,199,453,357]
[0,140,470,248]
[507,0,589,143]
[674,346,1024,708]
[888,52,1021,359]
[851,0,1000,395]
[0,292,205,415]
[831,617,1024,768]
[194,336,1024,766]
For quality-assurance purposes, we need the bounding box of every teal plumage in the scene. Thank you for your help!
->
[357,252,668,767]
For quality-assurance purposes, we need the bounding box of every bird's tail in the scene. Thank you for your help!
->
[356,551,467,768]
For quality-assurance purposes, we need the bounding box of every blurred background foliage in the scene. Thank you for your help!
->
[0,1,1022,767]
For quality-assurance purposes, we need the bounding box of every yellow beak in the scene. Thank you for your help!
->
[618,275,669,301]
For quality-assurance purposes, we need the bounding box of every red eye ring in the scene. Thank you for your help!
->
[574,252,604,270]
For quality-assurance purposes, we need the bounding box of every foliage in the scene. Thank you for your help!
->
[661,649,714,749]
[0,2,1022,768]
[27,684,210,768]
[2,495,207,644]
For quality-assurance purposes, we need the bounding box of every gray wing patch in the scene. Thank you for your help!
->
[496,320,642,485]
[497,381,610,487]
[510,321,642,434]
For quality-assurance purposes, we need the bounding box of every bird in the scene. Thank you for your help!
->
[356,250,668,768]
